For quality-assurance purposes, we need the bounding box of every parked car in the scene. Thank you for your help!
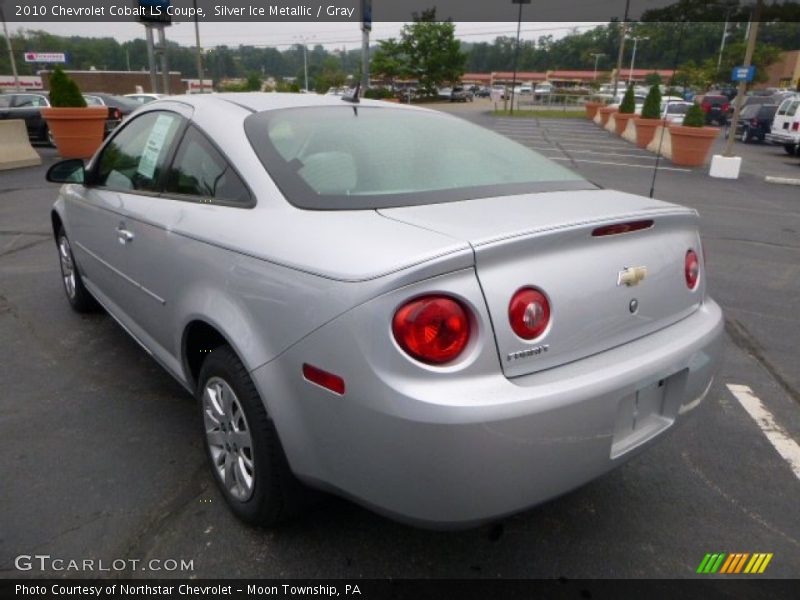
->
[734,103,779,143]
[450,86,474,102]
[437,87,453,100]
[47,93,723,528]
[125,93,167,104]
[661,100,693,125]
[765,95,800,155]
[695,94,730,125]
[474,86,491,98]
[609,93,647,114]
[0,92,53,145]
[82,93,141,136]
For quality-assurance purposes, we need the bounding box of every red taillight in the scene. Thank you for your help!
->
[701,102,711,112]
[508,288,551,340]
[592,219,654,237]
[685,249,700,290]
[792,122,799,131]
[302,363,345,395]
[722,103,730,112]
[750,118,759,127]
[392,296,470,365]
[113,108,121,120]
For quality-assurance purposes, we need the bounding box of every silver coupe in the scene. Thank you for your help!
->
[48,93,724,528]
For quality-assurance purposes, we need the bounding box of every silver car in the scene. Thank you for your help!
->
[47,93,724,528]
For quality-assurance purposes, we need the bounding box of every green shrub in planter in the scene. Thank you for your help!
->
[49,66,86,108]
[619,84,636,114]
[641,84,662,119]
[683,103,706,127]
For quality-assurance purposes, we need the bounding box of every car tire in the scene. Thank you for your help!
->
[46,126,55,147]
[784,144,799,156]
[741,128,750,143]
[56,227,99,313]
[198,346,311,526]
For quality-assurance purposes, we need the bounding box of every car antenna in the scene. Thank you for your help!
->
[342,82,361,104]
[649,20,686,199]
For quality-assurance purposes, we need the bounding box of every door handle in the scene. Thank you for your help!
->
[117,227,134,244]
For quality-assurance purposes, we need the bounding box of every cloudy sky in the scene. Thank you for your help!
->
[8,21,600,50]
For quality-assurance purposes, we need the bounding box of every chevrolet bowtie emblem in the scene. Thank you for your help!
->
[618,266,648,287]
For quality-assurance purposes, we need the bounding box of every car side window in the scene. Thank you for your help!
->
[165,126,251,207]
[13,94,46,108]
[0,95,10,108]
[94,111,182,192]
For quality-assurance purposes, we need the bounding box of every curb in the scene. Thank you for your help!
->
[764,176,800,186]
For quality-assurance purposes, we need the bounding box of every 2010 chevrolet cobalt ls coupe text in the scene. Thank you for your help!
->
[48,93,723,528]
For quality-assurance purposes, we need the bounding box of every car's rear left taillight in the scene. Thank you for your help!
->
[792,122,799,131]
[685,249,700,290]
[113,108,121,120]
[392,295,471,365]
[701,102,711,112]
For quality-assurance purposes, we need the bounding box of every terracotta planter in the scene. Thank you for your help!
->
[584,101,602,119]
[382,98,401,103]
[41,107,108,159]
[598,106,617,127]
[614,112,636,136]
[669,125,720,166]
[633,117,668,148]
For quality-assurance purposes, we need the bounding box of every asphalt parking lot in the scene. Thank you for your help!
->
[1,107,799,580]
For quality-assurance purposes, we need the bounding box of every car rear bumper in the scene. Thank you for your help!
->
[252,298,724,528]
[765,132,799,145]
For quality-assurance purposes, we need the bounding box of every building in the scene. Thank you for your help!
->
[39,70,184,95]
[0,75,43,92]
[763,50,800,90]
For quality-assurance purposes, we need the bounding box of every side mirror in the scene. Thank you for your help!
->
[46,159,86,184]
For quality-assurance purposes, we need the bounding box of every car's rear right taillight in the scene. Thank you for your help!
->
[392,295,471,365]
[509,288,551,340]
[685,249,700,290]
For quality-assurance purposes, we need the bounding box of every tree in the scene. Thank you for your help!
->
[370,38,406,90]
[641,85,662,119]
[399,9,466,96]
[683,103,706,127]
[244,72,263,91]
[619,84,636,113]
[48,66,86,107]
[644,72,663,87]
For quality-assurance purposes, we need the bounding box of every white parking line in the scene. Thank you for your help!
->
[548,157,691,171]
[727,384,800,481]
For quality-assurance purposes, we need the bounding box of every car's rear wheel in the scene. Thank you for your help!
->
[56,227,99,313]
[198,346,309,526]
[740,127,751,143]
[784,144,799,156]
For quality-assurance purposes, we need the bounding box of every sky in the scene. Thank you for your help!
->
[8,21,600,50]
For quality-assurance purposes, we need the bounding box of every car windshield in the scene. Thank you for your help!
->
[245,106,591,210]
[666,104,689,114]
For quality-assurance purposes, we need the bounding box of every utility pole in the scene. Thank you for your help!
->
[612,0,631,98]
[510,0,531,116]
[716,14,729,74]
[294,35,313,91]
[157,25,169,95]
[0,4,21,91]
[193,0,204,92]
[723,0,762,157]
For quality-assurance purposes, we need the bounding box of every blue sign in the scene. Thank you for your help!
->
[731,65,755,83]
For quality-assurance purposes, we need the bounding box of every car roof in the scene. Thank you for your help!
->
[169,92,423,114]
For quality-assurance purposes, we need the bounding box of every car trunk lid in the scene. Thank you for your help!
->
[379,190,705,378]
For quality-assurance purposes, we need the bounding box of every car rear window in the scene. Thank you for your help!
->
[245,106,592,210]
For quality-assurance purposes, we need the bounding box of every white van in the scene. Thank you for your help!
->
[766,95,800,155]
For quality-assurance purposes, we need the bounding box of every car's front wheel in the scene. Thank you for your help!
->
[740,127,751,143]
[198,346,308,526]
[56,227,99,312]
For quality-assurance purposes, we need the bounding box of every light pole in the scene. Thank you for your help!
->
[591,53,605,80]
[628,37,648,85]
[0,2,21,91]
[509,0,531,116]
[295,35,314,92]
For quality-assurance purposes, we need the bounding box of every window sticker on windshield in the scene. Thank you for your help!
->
[137,114,174,180]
